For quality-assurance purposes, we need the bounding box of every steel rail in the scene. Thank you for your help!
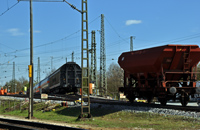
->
[0,118,85,130]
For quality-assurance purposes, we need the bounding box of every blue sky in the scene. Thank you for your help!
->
[0,0,200,86]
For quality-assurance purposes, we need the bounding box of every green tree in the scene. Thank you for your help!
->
[18,76,29,91]
[3,76,28,93]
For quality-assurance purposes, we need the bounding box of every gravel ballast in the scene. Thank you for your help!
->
[90,103,200,119]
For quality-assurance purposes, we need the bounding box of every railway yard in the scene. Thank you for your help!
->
[0,94,199,129]
[1,1,200,130]
[0,40,200,129]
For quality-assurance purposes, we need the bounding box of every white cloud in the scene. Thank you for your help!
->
[7,28,24,36]
[126,20,142,26]
[34,30,41,33]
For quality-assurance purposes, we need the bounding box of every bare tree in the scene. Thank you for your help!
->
[197,64,200,81]
[18,76,29,90]
[107,62,124,98]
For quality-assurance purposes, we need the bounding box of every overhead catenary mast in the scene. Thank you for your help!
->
[90,31,94,82]
[71,51,74,62]
[51,56,53,71]
[130,36,133,51]
[130,36,135,51]
[37,57,40,83]
[80,0,91,119]
[12,62,15,93]
[100,14,107,96]
[90,30,97,94]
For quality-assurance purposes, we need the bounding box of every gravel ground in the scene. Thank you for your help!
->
[90,103,200,119]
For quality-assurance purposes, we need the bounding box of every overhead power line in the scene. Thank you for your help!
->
[4,15,101,55]
[105,16,129,44]
[0,1,19,16]
[5,30,80,54]
[63,0,82,14]
[136,33,200,50]
[171,35,200,43]
[0,57,17,65]
[0,42,17,51]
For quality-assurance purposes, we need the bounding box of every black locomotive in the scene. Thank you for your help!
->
[33,62,81,94]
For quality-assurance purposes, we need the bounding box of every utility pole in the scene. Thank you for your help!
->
[100,14,107,97]
[37,57,40,83]
[18,0,33,119]
[12,62,15,93]
[29,0,34,119]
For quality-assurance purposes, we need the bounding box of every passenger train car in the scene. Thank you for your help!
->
[33,62,81,95]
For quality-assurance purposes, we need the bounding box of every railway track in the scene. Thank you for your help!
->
[0,117,85,130]
[47,94,200,112]
[1,94,200,112]
[0,94,199,129]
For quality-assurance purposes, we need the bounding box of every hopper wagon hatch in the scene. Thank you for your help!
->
[118,44,200,106]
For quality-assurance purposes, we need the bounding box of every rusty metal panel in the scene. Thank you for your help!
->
[118,44,200,74]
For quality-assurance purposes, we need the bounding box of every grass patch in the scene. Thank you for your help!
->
[0,101,200,130]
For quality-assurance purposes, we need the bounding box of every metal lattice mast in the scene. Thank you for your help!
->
[90,30,94,82]
[93,31,97,92]
[37,57,40,83]
[130,36,133,51]
[80,0,91,118]
[72,51,74,62]
[130,36,135,51]
[12,62,15,93]
[90,30,97,93]
[100,14,107,96]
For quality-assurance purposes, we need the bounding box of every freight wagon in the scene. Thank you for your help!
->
[33,62,81,95]
[118,44,200,106]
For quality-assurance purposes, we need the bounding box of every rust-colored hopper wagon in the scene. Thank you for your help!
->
[118,45,200,106]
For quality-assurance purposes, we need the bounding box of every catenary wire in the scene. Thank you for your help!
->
[0,1,19,16]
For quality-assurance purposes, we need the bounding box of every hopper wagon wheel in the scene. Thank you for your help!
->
[180,92,189,107]
[158,98,167,106]
[126,94,135,103]
[147,97,153,104]
[73,88,78,95]
[147,94,153,104]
